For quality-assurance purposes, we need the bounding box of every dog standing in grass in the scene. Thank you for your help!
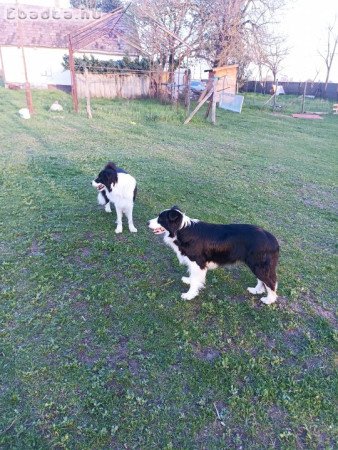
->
[92,162,137,233]
[148,206,279,304]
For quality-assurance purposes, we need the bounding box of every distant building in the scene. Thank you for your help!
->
[0,3,139,89]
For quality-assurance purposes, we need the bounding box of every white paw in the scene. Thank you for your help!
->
[181,276,190,285]
[247,286,265,295]
[260,295,277,305]
[115,226,123,234]
[181,291,197,300]
[105,205,112,213]
[129,226,137,233]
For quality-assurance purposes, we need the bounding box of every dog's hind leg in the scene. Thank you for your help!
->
[115,206,123,233]
[181,262,207,300]
[247,257,278,305]
[125,205,137,233]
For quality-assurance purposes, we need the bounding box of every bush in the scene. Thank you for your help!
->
[62,54,150,74]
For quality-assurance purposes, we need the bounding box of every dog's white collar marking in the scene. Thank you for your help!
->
[148,211,198,236]
[179,213,198,230]
[179,213,191,229]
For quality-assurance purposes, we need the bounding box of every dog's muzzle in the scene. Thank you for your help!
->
[148,218,166,235]
[92,180,105,191]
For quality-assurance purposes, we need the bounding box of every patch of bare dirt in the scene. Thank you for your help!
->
[128,358,141,376]
[50,232,62,242]
[29,239,45,256]
[299,291,337,327]
[299,183,338,214]
[194,418,227,449]
[227,294,248,304]
[76,332,101,367]
[68,288,84,300]
[278,293,336,327]
[268,163,288,174]
[105,337,143,377]
[84,231,94,241]
[226,265,242,280]
[308,301,337,327]
[191,343,221,362]
[268,405,288,423]
[302,355,329,372]
[282,328,308,355]
[81,247,91,257]
[72,300,89,316]
[106,337,129,369]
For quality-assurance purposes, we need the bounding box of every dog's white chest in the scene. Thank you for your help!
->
[163,234,188,265]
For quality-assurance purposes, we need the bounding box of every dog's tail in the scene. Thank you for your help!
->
[105,162,117,171]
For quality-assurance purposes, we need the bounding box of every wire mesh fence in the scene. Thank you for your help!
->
[240,81,338,115]
[242,93,335,115]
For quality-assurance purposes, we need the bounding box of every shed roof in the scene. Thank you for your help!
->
[0,3,139,55]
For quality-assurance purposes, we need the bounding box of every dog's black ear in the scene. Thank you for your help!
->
[106,171,118,189]
[105,162,117,171]
[168,208,181,222]
[103,163,118,189]
[171,205,181,212]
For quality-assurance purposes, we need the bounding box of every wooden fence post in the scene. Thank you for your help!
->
[301,80,307,113]
[85,68,92,119]
[210,77,218,124]
[184,88,214,124]
[184,69,191,117]
[68,36,79,113]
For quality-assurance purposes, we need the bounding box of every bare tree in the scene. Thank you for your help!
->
[318,18,338,94]
[70,0,122,11]
[131,0,208,71]
[261,36,289,85]
[199,0,286,73]
[128,0,287,83]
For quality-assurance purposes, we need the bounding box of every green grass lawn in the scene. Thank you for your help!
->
[0,89,337,449]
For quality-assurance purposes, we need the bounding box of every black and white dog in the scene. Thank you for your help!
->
[92,162,137,233]
[148,207,279,304]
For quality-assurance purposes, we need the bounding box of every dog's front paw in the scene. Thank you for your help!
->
[247,286,265,295]
[181,291,197,300]
[105,204,112,213]
[260,295,277,305]
[129,226,137,233]
[115,226,123,234]
[181,276,190,285]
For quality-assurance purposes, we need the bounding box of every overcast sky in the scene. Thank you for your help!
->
[277,0,338,82]
[1,0,338,81]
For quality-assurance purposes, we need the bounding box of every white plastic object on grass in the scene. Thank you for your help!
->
[49,101,63,112]
[18,108,30,119]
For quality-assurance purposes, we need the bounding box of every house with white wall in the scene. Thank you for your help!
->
[0,2,139,89]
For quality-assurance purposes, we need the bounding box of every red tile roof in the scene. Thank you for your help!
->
[0,3,139,55]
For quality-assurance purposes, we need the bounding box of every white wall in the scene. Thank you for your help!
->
[1,46,123,87]
[0,1,70,6]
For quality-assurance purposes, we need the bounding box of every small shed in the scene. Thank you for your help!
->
[205,64,238,101]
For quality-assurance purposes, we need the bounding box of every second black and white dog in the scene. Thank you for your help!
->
[148,207,279,304]
[92,162,137,233]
